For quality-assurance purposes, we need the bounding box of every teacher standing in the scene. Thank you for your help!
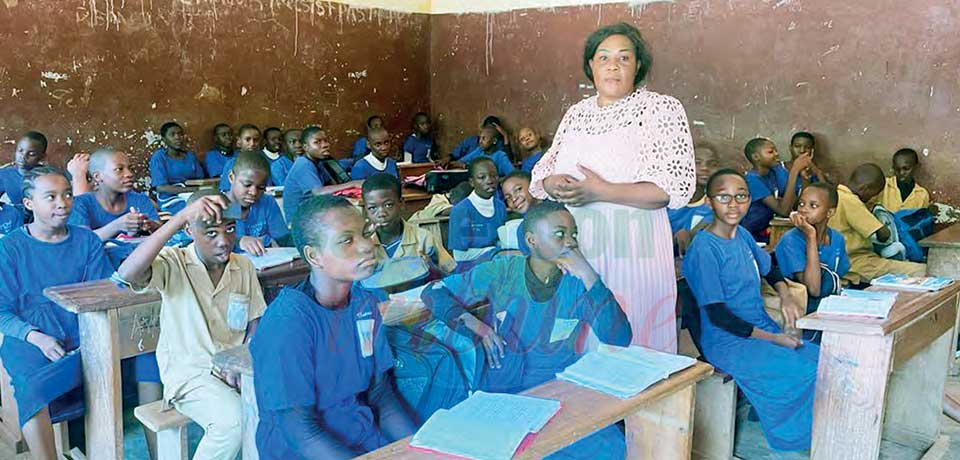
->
[530,22,696,353]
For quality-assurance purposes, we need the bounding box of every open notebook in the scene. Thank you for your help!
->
[244,247,301,271]
[556,345,696,399]
[409,391,561,460]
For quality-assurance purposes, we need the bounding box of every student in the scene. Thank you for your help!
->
[517,127,544,173]
[775,184,849,313]
[0,203,23,235]
[0,131,48,215]
[219,124,264,191]
[448,157,507,261]
[0,167,114,459]
[204,123,235,178]
[226,150,290,256]
[68,148,160,262]
[352,115,384,159]
[351,127,399,181]
[780,131,825,195]
[402,112,436,163]
[249,195,416,459]
[458,126,515,177]
[262,127,295,185]
[422,200,630,459]
[117,191,265,460]
[283,128,304,158]
[149,121,206,214]
[829,163,926,284]
[407,181,473,222]
[682,168,817,452]
[449,115,509,161]
[499,170,540,252]
[283,127,336,220]
[879,148,930,212]
[668,146,717,256]
[741,137,811,241]
[362,173,455,273]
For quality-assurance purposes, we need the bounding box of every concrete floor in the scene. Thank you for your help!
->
[3,391,960,460]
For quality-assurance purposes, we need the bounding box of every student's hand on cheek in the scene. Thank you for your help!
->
[789,212,816,239]
[557,248,598,288]
[26,331,67,362]
[239,236,266,256]
[790,153,813,174]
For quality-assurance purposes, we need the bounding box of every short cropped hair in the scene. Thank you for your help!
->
[300,126,324,145]
[160,122,181,137]
[236,124,261,137]
[22,130,48,152]
[291,195,357,258]
[502,170,532,186]
[705,168,746,196]
[803,182,839,208]
[582,22,653,86]
[893,148,919,164]
[791,131,815,146]
[743,137,772,164]
[467,157,496,176]
[232,150,271,176]
[361,172,402,199]
[521,200,569,237]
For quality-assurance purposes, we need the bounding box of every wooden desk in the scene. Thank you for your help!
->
[363,362,714,460]
[398,162,437,179]
[41,259,309,460]
[768,217,794,248]
[920,222,960,279]
[797,284,960,460]
[213,344,712,460]
[183,178,222,187]
[408,215,449,248]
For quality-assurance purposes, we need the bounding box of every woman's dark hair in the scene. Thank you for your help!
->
[582,22,653,86]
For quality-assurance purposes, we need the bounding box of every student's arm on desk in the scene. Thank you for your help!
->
[117,195,230,287]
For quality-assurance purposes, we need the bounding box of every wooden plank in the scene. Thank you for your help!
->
[692,373,736,460]
[155,426,188,460]
[257,259,309,290]
[797,283,960,336]
[883,326,953,451]
[810,332,893,460]
[919,222,960,249]
[117,301,162,360]
[0,335,25,452]
[44,280,160,314]
[891,293,957,369]
[183,178,221,187]
[359,362,713,460]
[625,384,695,460]
[920,435,951,460]
[241,376,260,460]
[78,310,124,460]
[767,217,794,248]
[133,401,191,433]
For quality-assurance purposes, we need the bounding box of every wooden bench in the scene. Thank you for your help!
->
[134,401,191,460]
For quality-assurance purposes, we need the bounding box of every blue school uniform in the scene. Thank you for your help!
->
[521,151,543,173]
[773,162,818,196]
[666,201,713,235]
[0,226,114,426]
[204,149,234,178]
[67,192,159,268]
[352,137,368,158]
[402,133,435,163]
[149,148,205,214]
[0,204,23,235]
[423,255,630,459]
[350,156,399,181]
[236,195,289,251]
[775,227,849,281]
[448,197,507,252]
[450,135,505,161]
[682,228,819,451]
[460,148,514,177]
[282,156,333,222]
[250,279,395,458]
[742,168,785,240]
[268,154,295,185]
[0,167,25,212]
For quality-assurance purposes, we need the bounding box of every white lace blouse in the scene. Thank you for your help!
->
[530,87,696,210]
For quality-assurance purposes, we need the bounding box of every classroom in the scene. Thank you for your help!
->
[1,0,959,459]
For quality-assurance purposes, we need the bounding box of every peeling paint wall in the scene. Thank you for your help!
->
[429,1,960,204]
[0,1,430,178]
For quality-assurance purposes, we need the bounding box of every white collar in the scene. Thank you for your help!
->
[262,148,280,161]
[363,153,388,171]
[467,191,495,218]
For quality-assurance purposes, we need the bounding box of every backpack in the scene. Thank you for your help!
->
[386,323,476,422]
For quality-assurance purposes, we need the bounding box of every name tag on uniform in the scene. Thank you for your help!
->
[550,318,580,343]
[356,319,375,358]
[226,294,250,332]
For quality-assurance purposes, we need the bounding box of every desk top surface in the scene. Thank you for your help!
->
[45,257,310,313]
[358,361,713,460]
[920,222,960,249]
[796,283,960,335]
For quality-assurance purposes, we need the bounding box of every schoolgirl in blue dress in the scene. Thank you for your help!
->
[250,195,415,459]
[225,151,290,256]
[448,157,508,262]
[0,167,114,458]
[149,122,205,214]
[682,168,819,451]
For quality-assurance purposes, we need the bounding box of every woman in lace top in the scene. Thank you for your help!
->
[530,22,696,353]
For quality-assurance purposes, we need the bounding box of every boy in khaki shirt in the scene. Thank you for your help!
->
[118,191,265,460]
[829,163,926,285]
